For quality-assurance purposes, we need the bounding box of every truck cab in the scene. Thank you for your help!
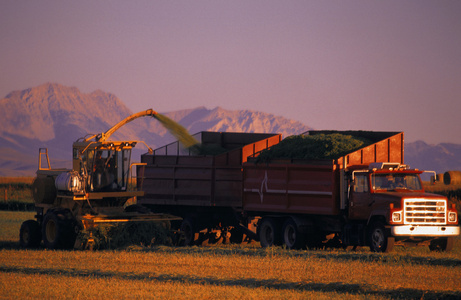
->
[348,162,459,251]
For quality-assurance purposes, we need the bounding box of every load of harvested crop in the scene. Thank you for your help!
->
[255,133,371,163]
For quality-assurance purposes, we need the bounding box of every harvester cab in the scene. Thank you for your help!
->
[72,139,137,193]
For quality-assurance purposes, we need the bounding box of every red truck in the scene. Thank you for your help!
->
[138,131,459,252]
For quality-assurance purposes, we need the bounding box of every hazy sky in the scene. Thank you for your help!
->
[1,1,460,144]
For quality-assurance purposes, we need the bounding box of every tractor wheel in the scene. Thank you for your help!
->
[19,220,42,248]
[258,217,281,247]
[42,211,77,249]
[429,237,454,252]
[282,218,306,249]
[367,221,394,253]
[180,218,198,246]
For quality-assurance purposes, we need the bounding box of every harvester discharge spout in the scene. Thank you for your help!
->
[89,109,158,142]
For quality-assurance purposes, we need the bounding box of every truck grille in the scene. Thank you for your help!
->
[404,199,446,225]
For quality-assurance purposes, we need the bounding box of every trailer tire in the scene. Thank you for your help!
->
[429,237,454,252]
[180,218,198,246]
[259,218,281,247]
[19,220,42,248]
[368,221,394,253]
[42,211,77,249]
[282,218,305,249]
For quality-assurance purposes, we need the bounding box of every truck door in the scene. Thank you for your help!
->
[349,173,372,220]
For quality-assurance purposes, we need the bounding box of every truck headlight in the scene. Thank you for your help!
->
[392,211,402,223]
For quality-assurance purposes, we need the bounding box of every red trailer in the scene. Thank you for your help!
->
[243,131,404,218]
[138,130,459,252]
[139,131,281,244]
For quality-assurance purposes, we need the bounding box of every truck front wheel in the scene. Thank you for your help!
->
[368,221,394,253]
[429,237,454,252]
[258,218,281,247]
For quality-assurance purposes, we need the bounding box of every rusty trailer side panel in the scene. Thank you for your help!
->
[140,156,243,207]
[243,162,339,215]
[242,131,404,216]
[138,132,282,208]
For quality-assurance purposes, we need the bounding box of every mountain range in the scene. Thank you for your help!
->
[0,83,459,177]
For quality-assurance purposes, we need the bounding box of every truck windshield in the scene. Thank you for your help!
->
[371,173,422,192]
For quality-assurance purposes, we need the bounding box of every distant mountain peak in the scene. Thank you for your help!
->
[1,83,460,176]
[0,83,134,144]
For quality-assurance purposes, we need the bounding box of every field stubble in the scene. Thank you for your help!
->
[1,178,461,299]
[1,212,461,299]
[0,245,460,299]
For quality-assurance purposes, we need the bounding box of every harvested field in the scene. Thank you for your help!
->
[1,211,461,299]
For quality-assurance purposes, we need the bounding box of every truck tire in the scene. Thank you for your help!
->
[19,220,42,248]
[258,217,281,247]
[368,221,394,253]
[282,218,306,249]
[42,211,77,249]
[180,218,198,246]
[429,237,454,252]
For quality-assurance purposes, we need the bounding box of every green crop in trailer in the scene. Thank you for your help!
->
[255,133,372,162]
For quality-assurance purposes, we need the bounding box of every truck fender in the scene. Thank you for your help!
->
[366,210,388,227]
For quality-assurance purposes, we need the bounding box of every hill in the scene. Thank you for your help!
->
[0,83,310,176]
[405,141,461,175]
[0,83,459,176]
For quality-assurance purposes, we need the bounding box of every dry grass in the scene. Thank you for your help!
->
[0,246,460,299]
[424,181,461,193]
[1,211,461,299]
[0,177,34,185]
[0,177,34,205]
[1,178,461,299]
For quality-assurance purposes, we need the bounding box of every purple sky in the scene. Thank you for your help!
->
[1,1,460,144]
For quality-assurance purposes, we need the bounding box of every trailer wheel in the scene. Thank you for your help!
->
[19,220,42,248]
[282,218,305,249]
[259,218,281,247]
[42,211,77,249]
[180,218,198,246]
[429,237,454,252]
[368,221,394,253]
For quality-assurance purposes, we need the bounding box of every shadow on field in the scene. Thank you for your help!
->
[0,265,459,300]
[0,241,20,250]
